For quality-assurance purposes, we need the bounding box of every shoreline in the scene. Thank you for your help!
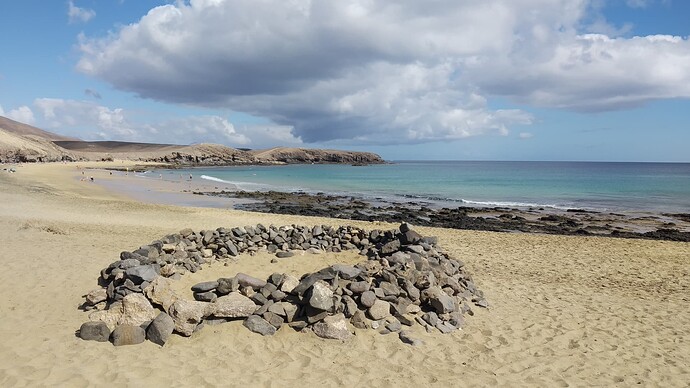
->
[1,161,689,386]
[199,190,690,241]
[60,162,690,242]
[143,160,690,215]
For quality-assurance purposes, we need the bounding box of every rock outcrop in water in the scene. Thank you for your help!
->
[79,223,486,346]
[250,147,385,165]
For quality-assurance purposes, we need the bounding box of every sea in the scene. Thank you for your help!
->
[151,161,690,214]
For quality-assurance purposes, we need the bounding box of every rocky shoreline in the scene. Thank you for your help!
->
[195,190,690,242]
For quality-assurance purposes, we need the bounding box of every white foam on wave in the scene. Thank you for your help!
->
[459,198,572,210]
[200,174,272,190]
[200,175,233,184]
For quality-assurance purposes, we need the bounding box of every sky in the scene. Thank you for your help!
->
[0,0,689,162]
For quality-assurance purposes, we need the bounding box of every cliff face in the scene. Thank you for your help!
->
[54,141,258,166]
[0,128,77,163]
[0,116,386,165]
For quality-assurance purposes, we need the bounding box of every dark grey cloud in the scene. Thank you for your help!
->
[84,88,101,99]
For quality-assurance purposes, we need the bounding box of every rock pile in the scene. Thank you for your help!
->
[79,223,487,346]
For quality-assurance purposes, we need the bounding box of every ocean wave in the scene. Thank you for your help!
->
[458,199,572,210]
[200,175,233,184]
[200,174,272,190]
[395,193,577,210]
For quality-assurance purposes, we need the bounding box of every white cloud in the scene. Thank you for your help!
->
[35,98,136,138]
[31,98,297,148]
[626,0,651,8]
[75,0,690,144]
[519,132,534,139]
[145,116,252,146]
[68,1,95,24]
[470,34,690,111]
[6,106,35,125]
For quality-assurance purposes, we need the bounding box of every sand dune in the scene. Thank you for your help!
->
[0,162,688,386]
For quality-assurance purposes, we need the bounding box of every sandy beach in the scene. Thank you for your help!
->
[1,161,689,387]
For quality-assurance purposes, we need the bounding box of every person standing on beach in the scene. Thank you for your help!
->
[189,173,193,180]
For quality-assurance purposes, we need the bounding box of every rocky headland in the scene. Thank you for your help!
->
[0,116,385,166]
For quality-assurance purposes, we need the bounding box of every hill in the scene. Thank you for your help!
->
[0,128,77,162]
[0,116,385,165]
[251,147,385,165]
[0,116,78,142]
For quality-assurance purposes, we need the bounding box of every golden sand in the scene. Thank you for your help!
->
[0,161,688,387]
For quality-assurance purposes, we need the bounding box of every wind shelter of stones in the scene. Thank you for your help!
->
[79,223,488,346]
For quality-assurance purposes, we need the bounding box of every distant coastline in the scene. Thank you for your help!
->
[0,115,386,166]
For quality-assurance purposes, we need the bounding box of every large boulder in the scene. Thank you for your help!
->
[85,288,107,306]
[119,293,158,327]
[168,299,214,336]
[112,324,146,346]
[125,264,160,284]
[424,286,457,314]
[312,314,353,340]
[243,315,277,336]
[191,281,219,293]
[330,264,361,280]
[146,312,175,346]
[279,274,299,294]
[88,308,122,332]
[235,273,267,289]
[213,292,258,318]
[367,300,391,320]
[143,276,179,312]
[79,321,111,342]
[308,281,334,311]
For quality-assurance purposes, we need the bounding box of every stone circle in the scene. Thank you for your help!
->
[79,223,487,346]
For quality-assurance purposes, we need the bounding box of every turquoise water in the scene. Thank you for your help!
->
[155,161,690,213]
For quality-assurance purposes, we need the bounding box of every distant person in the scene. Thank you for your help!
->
[189,173,193,180]
[90,176,94,182]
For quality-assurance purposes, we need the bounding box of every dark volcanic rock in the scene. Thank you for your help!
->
[79,321,111,342]
[191,281,219,293]
[243,315,277,336]
[146,312,175,346]
[111,324,146,346]
[125,265,159,284]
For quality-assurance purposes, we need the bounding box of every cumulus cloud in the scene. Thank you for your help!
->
[76,0,690,144]
[5,106,35,125]
[68,1,95,24]
[468,34,690,111]
[31,98,296,147]
[35,98,136,139]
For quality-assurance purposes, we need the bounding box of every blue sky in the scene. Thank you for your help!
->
[1,0,689,161]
